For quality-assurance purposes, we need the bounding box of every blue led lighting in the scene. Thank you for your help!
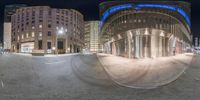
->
[100,4,190,27]
[100,4,133,27]
[137,4,176,11]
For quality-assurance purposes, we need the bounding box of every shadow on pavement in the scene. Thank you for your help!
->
[70,54,116,87]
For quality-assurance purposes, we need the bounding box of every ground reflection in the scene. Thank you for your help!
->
[72,53,194,89]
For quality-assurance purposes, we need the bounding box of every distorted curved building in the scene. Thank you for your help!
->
[99,1,191,58]
[11,6,84,54]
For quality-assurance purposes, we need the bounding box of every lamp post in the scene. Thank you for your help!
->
[56,27,67,55]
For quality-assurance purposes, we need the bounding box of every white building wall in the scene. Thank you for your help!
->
[84,21,100,52]
[90,21,100,52]
[3,22,12,49]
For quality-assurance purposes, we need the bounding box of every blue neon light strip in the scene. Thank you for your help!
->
[100,4,190,27]
[100,4,133,27]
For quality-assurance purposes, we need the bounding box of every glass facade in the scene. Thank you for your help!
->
[106,29,174,58]
[100,3,190,27]
[100,1,191,59]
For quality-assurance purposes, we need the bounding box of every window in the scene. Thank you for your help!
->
[48,24,51,28]
[38,40,42,49]
[26,33,29,38]
[138,19,141,23]
[21,28,24,31]
[48,31,51,36]
[18,36,20,40]
[47,42,51,49]
[48,11,52,15]
[21,34,24,39]
[39,32,42,37]
[32,26,35,29]
[39,25,42,28]
[39,10,43,15]
[65,11,68,15]
[58,41,63,49]
[32,32,35,37]
[17,43,19,50]
[160,24,162,29]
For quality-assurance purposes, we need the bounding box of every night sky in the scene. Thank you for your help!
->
[0,0,199,42]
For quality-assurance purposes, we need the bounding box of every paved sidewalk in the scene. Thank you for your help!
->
[97,53,194,89]
[10,53,80,57]
[44,53,80,57]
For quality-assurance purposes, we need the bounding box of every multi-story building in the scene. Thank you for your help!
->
[84,21,100,52]
[0,43,3,49]
[11,6,84,54]
[4,4,27,50]
[199,37,200,47]
[99,1,191,58]
[194,36,200,47]
[84,22,90,50]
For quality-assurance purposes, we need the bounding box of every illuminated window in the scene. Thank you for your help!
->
[21,34,24,39]
[32,26,35,29]
[39,25,42,28]
[39,32,42,36]
[124,20,127,23]
[32,32,35,37]
[26,33,29,38]
[18,36,20,40]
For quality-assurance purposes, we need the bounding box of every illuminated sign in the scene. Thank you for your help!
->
[100,4,190,27]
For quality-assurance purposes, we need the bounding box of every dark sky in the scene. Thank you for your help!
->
[0,0,199,42]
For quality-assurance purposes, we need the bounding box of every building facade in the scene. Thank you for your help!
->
[3,23,11,50]
[194,36,200,47]
[11,6,84,54]
[84,21,100,52]
[4,4,27,50]
[0,43,3,49]
[99,1,191,58]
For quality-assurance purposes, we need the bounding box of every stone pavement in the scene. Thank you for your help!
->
[97,53,194,89]
[0,53,199,100]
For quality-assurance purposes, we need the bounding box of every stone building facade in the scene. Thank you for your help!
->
[11,6,84,54]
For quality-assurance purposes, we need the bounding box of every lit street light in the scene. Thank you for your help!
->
[55,27,67,55]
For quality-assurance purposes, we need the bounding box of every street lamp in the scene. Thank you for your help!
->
[56,27,67,55]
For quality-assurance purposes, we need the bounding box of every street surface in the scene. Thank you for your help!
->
[97,53,193,89]
[0,53,200,100]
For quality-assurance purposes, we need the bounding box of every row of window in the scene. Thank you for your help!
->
[14,31,52,41]
[38,40,64,50]
[12,20,74,32]
[13,11,81,23]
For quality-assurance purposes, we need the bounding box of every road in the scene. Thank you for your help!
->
[0,53,200,100]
